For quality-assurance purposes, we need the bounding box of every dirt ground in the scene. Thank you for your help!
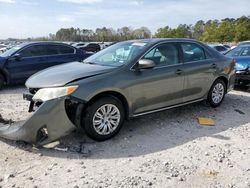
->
[0,86,250,188]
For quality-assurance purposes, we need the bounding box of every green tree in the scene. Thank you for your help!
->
[234,16,250,42]
[154,26,172,38]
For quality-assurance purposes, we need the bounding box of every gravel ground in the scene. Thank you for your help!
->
[0,86,250,188]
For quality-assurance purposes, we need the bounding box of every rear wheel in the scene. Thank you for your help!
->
[0,74,4,89]
[207,79,226,108]
[82,96,125,141]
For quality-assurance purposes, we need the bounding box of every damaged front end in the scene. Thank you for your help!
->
[235,67,250,85]
[0,87,84,145]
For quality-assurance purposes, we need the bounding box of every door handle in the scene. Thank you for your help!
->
[175,69,183,75]
[211,64,217,69]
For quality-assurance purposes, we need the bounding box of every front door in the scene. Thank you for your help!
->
[130,42,185,115]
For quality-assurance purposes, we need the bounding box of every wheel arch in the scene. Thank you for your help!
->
[86,91,130,120]
[215,75,228,90]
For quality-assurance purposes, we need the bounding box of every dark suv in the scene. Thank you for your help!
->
[0,42,91,88]
[78,43,101,53]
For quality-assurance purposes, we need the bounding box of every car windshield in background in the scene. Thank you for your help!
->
[225,46,250,57]
[0,45,22,57]
[83,42,148,67]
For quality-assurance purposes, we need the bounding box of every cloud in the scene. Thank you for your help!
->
[0,0,15,3]
[0,0,250,38]
[69,0,250,33]
[57,0,102,4]
[128,0,143,6]
[58,15,75,23]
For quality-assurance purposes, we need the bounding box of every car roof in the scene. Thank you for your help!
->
[22,41,73,46]
[13,41,76,50]
[129,38,198,43]
[238,44,250,47]
[122,38,205,47]
[207,44,224,47]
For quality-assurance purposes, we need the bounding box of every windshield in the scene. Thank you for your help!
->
[83,41,148,67]
[0,45,22,57]
[225,46,244,57]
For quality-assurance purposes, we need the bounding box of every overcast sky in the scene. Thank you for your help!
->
[0,0,249,39]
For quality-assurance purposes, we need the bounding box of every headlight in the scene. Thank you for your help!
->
[32,86,78,102]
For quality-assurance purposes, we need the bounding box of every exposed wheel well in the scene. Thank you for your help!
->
[65,91,130,129]
[87,91,130,120]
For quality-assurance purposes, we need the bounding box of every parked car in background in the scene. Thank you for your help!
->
[0,42,92,88]
[238,41,250,46]
[78,43,101,53]
[223,44,231,49]
[72,42,86,48]
[0,39,235,145]
[208,44,229,54]
[0,44,7,53]
[225,45,250,87]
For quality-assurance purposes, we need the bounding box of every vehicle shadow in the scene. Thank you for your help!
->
[1,90,250,160]
[234,85,250,92]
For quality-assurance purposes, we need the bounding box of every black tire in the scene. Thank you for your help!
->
[82,96,125,141]
[207,79,226,108]
[0,74,4,90]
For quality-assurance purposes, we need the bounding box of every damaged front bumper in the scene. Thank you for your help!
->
[235,69,250,85]
[0,96,78,145]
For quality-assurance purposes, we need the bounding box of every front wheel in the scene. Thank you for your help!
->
[207,79,226,108]
[82,97,125,141]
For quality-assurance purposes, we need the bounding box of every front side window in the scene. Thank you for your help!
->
[143,43,179,67]
[19,45,47,57]
[181,43,206,62]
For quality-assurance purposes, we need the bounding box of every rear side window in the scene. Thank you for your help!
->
[181,43,206,62]
[57,45,75,54]
[46,45,74,55]
[144,43,179,67]
[46,45,60,55]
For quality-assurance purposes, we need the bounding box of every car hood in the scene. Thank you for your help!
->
[234,57,250,71]
[0,56,7,62]
[26,62,115,88]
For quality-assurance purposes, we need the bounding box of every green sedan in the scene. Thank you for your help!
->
[0,39,235,145]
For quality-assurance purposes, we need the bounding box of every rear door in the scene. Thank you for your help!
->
[44,44,78,66]
[180,42,216,102]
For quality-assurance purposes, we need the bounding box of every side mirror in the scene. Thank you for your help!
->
[137,59,156,70]
[11,54,21,61]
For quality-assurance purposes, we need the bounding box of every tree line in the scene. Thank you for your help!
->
[40,16,250,43]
